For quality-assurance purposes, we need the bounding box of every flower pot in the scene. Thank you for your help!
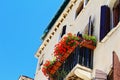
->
[49,61,62,75]
[60,56,66,63]
[50,69,56,75]
[80,40,95,50]
[54,61,61,67]
[50,65,59,75]
[63,53,70,58]
[59,53,69,63]
[67,49,73,54]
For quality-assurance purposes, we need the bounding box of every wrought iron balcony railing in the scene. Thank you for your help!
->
[51,45,93,80]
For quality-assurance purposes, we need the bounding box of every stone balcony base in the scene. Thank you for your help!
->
[65,64,92,80]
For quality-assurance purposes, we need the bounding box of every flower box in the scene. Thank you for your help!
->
[50,66,58,75]
[80,40,96,50]
[54,61,61,67]
[49,61,62,75]
[60,54,69,63]
[42,33,97,78]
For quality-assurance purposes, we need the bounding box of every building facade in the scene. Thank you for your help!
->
[34,0,120,80]
[19,75,33,80]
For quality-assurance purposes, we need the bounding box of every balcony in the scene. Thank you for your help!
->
[66,64,92,80]
[51,46,93,80]
[41,33,96,80]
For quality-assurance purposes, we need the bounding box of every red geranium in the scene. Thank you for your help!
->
[43,60,51,67]
[42,60,53,77]
[41,33,97,77]
[54,33,80,59]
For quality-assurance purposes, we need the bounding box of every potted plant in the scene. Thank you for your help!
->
[80,34,96,49]
[82,34,97,45]
[42,57,57,77]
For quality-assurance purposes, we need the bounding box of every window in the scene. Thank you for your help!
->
[75,0,90,19]
[38,60,43,70]
[75,1,83,18]
[61,25,66,38]
[100,1,120,41]
[37,55,44,71]
[78,47,93,69]
[77,32,82,37]
[113,2,120,27]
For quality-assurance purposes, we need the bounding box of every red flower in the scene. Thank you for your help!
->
[41,33,96,78]
[43,60,51,67]
[42,67,47,76]
[53,33,80,59]
[42,60,52,77]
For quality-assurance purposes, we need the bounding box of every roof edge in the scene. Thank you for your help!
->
[41,0,70,40]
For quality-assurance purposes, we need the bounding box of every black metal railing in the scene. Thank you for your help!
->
[52,45,93,80]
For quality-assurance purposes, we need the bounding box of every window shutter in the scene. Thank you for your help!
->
[113,3,120,27]
[100,5,110,41]
[113,51,120,80]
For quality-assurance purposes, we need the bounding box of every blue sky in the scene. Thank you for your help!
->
[0,0,64,80]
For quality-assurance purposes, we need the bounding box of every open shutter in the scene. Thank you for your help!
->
[100,5,110,41]
[113,51,120,80]
[113,2,120,27]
